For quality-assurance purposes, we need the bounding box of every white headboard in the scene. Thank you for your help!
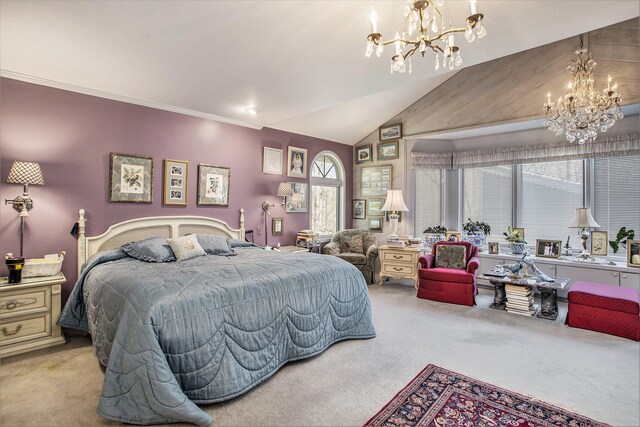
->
[76,208,245,276]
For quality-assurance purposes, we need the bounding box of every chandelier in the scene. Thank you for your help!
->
[543,36,623,144]
[365,0,486,74]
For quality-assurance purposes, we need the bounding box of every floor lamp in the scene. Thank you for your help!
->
[261,183,293,247]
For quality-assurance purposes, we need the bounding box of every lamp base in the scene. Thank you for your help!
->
[389,213,399,240]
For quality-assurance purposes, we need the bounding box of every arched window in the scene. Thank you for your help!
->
[310,151,345,236]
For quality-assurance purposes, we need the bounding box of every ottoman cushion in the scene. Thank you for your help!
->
[568,281,640,315]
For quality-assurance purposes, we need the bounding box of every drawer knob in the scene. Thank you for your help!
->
[392,255,402,259]
[393,267,403,271]
[612,272,619,277]
[1,324,23,336]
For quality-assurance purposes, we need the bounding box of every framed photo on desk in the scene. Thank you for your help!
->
[590,231,608,256]
[536,239,561,258]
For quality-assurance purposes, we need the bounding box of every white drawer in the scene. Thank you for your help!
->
[383,264,415,275]
[0,286,51,319]
[0,313,52,346]
[382,251,417,264]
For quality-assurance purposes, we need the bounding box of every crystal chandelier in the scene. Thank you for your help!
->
[543,36,623,145]
[365,0,486,74]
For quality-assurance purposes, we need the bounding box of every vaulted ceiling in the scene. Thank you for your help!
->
[1,1,638,145]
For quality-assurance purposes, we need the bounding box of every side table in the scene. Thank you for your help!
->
[0,273,66,358]
[379,245,423,289]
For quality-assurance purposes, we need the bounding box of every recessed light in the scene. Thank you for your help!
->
[244,107,259,115]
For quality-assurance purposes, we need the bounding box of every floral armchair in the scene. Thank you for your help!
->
[322,229,379,284]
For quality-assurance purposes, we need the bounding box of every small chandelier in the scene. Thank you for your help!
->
[365,0,486,74]
[543,35,623,145]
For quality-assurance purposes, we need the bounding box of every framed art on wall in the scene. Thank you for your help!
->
[109,153,153,203]
[379,123,402,142]
[355,145,373,164]
[536,239,562,258]
[369,217,383,232]
[163,159,188,206]
[377,141,399,161]
[272,217,283,236]
[263,147,283,175]
[286,182,308,212]
[590,230,608,256]
[361,165,392,197]
[366,198,384,216]
[287,146,308,178]
[353,199,366,219]
[197,164,230,206]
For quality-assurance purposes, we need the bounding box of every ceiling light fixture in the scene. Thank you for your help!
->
[365,0,486,74]
[543,35,623,145]
[244,107,259,115]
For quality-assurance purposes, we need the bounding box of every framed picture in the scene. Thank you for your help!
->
[163,159,188,206]
[445,231,461,242]
[272,217,283,236]
[536,239,562,258]
[628,240,640,268]
[361,165,392,197]
[379,123,402,142]
[488,242,499,254]
[287,146,308,178]
[377,141,400,161]
[366,198,385,216]
[197,164,230,206]
[355,145,373,164]
[108,153,153,203]
[369,217,383,232]
[513,227,525,240]
[353,199,366,219]
[590,231,608,256]
[263,147,283,175]
[385,211,402,222]
[286,182,308,212]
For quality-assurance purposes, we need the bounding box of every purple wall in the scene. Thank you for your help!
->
[0,78,352,301]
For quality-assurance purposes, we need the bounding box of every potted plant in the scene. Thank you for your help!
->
[503,226,527,255]
[609,227,635,254]
[423,225,447,248]
[462,218,490,251]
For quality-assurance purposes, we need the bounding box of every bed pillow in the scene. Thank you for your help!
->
[340,234,364,254]
[196,234,232,255]
[121,237,176,263]
[167,235,206,261]
[435,244,467,269]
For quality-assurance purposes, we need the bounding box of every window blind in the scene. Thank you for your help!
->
[463,166,512,237]
[414,169,443,233]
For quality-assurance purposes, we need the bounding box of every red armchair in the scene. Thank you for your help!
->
[417,241,479,306]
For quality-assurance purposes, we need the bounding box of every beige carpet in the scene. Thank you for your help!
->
[1,283,638,427]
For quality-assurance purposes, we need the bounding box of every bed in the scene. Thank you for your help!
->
[59,209,376,426]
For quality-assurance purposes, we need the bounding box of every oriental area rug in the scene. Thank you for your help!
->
[364,364,609,427]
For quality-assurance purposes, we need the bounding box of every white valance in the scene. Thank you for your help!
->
[411,133,640,169]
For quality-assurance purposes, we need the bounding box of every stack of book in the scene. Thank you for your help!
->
[296,230,316,248]
[386,239,405,247]
[505,284,537,316]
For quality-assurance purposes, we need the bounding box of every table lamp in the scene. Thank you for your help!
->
[4,161,45,257]
[381,190,409,240]
[261,182,293,246]
[568,207,600,259]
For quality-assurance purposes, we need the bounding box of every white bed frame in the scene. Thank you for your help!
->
[76,208,245,276]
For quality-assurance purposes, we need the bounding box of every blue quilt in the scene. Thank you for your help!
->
[59,247,376,426]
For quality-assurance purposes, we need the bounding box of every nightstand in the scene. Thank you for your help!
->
[0,273,66,358]
[379,245,424,289]
[278,245,310,253]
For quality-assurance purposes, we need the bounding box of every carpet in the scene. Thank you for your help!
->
[364,364,609,427]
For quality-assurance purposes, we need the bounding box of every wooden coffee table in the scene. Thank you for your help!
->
[479,274,569,320]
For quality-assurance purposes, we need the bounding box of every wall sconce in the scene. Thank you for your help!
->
[261,182,293,246]
[4,161,44,257]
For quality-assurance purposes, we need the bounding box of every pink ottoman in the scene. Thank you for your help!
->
[566,281,640,341]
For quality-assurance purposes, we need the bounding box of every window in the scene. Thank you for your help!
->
[594,155,640,251]
[522,160,583,246]
[414,169,443,233]
[310,152,344,236]
[463,166,512,237]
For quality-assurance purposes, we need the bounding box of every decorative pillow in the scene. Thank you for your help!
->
[167,235,206,261]
[121,237,176,263]
[435,244,467,269]
[196,234,232,255]
[340,234,364,254]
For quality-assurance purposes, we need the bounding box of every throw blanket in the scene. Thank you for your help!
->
[59,248,376,426]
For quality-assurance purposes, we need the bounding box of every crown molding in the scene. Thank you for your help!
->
[0,70,264,130]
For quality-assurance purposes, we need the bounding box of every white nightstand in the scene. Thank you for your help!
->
[379,245,424,289]
[277,245,310,253]
[0,273,66,358]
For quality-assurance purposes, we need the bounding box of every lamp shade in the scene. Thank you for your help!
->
[381,190,409,212]
[568,207,600,228]
[6,161,44,185]
[276,182,293,197]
